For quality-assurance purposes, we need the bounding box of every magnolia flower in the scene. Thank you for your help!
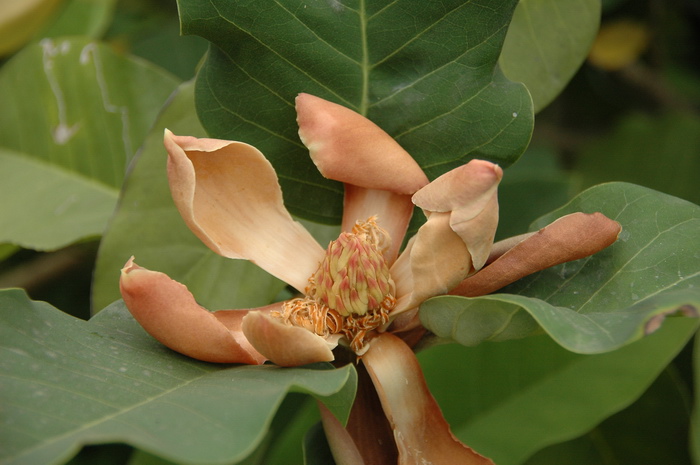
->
[119,93,621,464]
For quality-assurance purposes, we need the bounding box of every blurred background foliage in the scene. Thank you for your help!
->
[0,0,698,463]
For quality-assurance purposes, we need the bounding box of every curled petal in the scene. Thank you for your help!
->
[343,185,415,264]
[391,212,473,316]
[485,231,534,264]
[119,257,266,364]
[164,129,324,293]
[412,160,502,269]
[362,333,495,465]
[451,212,622,297]
[241,311,335,367]
[296,93,429,195]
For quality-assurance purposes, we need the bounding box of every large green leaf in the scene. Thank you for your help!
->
[180,0,533,223]
[524,367,693,464]
[0,37,179,250]
[0,289,356,465]
[500,0,600,112]
[261,396,320,465]
[0,148,117,249]
[102,0,208,80]
[421,182,700,353]
[418,318,697,465]
[92,81,339,312]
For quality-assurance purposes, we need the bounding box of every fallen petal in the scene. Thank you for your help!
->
[412,160,502,270]
[362,333,495,465]
[119,257,266,364]
[451,212,622,297]
[164,129,324,293]
[296,93,429,195]
[241,311,335,367]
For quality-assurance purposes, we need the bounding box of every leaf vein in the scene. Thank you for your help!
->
[209,2,354,107]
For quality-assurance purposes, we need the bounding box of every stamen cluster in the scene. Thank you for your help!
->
[275,217,396,354]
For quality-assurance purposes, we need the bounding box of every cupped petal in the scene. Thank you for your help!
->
[450,212,622,297]
[241,311,335,367]
[391,212,473,316]
[119,257,266,364]
[412,160,502,269]
[362,332,495,465]
[342,185,415,264]
[164,129,324,292]
[296,93,429,195]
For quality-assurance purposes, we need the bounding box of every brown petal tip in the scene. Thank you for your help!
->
[295,93,429,194]
[451,211,623,298]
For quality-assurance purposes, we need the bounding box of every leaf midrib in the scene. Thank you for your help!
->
[359,0,369,115]
[5,376,205,464]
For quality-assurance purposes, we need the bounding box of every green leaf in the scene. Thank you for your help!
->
[41,0,118,38]
[524,367,693,464]
[423,289,698,354]
[92,80,339,312]
[0,148,117,250]
[421,182,700,353]
[0,289,356,465]
[0,38,179,250]
[102,1,208,80]
[260,396,320,465]
[418,318,697,465]
[180,0,533,223]
[500,0,601,112]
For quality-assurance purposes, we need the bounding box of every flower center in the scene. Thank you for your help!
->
[274,217,396,354]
